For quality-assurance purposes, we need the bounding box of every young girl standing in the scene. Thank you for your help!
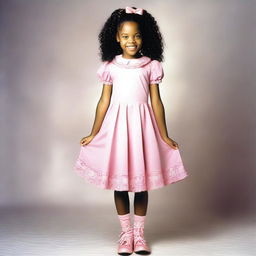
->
[74,6,189,255]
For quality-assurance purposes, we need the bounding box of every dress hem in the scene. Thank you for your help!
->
[73,159,189,193]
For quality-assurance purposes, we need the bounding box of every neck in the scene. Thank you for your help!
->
[121,53,143,59]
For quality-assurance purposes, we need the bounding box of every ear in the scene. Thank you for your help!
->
[116,32,120,42]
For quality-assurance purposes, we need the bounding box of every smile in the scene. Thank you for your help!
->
[126,45,137,49]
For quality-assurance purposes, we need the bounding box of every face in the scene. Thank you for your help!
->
[116,21,143,59]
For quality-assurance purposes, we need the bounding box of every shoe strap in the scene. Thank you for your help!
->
[117,228,133,245]
[134,227,147,245]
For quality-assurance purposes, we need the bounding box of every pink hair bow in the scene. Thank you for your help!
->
[125,6,143,15]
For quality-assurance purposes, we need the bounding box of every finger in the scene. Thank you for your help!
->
[173,144,178,149]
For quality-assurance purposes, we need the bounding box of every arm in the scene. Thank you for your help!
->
[149,84,169,139]
[90,84,113,136]
[149,84,179,149]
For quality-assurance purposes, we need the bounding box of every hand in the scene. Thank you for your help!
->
[80,134,96,146]
[162,136,179,150]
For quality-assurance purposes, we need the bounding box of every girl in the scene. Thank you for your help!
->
[74,6,189,255]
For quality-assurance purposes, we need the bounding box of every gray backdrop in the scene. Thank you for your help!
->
[0,0,255,255]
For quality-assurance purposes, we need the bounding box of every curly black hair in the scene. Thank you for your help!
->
[98,7,165,62]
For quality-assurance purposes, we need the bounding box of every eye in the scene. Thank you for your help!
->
[122,35,128,39]
[136,34,141,38]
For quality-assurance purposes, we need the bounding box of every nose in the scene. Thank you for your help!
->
[128,37,135,43]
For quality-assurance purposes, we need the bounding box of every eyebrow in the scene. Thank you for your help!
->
[120,32,141,35]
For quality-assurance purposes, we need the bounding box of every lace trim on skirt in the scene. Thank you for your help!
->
[73,158,188,192]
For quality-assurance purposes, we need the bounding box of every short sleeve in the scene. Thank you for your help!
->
[96,61,113,85]
[149,60,164,84]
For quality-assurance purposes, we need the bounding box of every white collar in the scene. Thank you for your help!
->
[112,54,151,68]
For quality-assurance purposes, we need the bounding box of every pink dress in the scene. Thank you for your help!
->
[73,54,189,192]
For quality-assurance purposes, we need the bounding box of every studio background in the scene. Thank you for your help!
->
[1,0,255,255]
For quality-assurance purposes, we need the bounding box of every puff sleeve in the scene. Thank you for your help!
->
[96,61,113,85]
[149,60,164,84]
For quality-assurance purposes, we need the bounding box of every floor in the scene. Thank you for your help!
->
[0,205,255,256]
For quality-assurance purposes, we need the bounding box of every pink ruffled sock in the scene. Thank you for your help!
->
[118,213,132,232]
[133,214,146,242]
[134,214,146,229]
[117,213,133,253]
[133,214,151,252]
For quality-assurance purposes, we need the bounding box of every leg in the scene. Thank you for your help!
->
[133,191,151,254]
[134,191,148,216]
[114,191,133,255]
[114,190,130,215]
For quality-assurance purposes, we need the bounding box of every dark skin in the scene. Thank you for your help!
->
[114,190,148,216]
[80,21,179,216]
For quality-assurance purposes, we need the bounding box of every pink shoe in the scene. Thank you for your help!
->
[134,228,151,254]
[117,228,134,255]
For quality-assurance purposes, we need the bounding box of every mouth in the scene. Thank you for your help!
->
[126,45,137,50]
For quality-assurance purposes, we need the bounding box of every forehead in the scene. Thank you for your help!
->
[118,21,140,33]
